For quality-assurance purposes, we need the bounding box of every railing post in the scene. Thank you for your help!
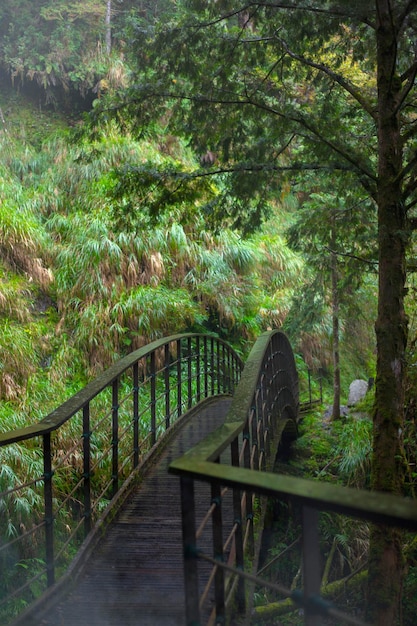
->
[211,479,225,623]
[112,377,119,497]
[180,476,201,626]
[243,417,254,557]
[221,343,226,392]
[301,505,321,626]
[203,336,208,398]
[249,406,259,471]
[226,347,231,393]
[231,438,245,614]
[43,432,55,587]
[133,362,140,468]
[265,350,275,444]
[255,385,265,471]
[164,343,171,430]
[217,341,221,394]
[150,351,157,445]
[187,336,193,410]
[210,337,215,395]
[177,339,182,418]
[196,336,201,403]
[82,403,92,536]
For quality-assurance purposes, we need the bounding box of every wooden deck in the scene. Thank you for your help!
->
[22,396,233,626]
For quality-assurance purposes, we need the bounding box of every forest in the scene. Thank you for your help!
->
[1,1,417,624]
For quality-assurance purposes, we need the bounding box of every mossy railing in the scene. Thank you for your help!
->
[0,333,243,624]
[169,330,417,626]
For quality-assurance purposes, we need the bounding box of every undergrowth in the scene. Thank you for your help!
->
[254,397,416,626]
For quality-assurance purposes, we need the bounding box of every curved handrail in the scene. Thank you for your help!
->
[0,333,243,624]
[169,330,300,623]
[0,333,242,445]
[171,330,299,466]
[169,330,417,626]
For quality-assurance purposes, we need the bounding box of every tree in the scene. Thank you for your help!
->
[104,2,417,622]
[286,184,377,421]
[105,0,112,55]
[0,0,126,98]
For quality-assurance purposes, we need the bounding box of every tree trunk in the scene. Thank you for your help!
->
[105,0,112,55]
[367,1,408,623]
[331,211,341,420]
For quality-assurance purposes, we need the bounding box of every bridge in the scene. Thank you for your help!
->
[1,331,417,626]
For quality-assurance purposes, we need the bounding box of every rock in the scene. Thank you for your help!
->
[348,379,369,406]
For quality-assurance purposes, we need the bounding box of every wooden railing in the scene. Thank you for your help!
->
[0,333,243,624]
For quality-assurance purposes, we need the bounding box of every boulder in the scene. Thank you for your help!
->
[348,379,369,406]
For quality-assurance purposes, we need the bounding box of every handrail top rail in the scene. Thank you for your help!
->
[223,328,299,420]
[169,456,417,531]
[169,329,417,533]
[167,330,298,465]
[0,332,243,447]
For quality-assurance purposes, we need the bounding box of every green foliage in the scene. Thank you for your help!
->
[335,416,373,487]
[1,7,414,621]
[0,83,309,403]
[1,0,109,97]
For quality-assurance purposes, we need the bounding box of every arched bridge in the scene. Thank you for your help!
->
[1,331,417,626]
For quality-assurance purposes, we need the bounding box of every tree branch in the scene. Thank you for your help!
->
[276,36,377,120]
[398,0,417,33]
[323,245,378,269]
[395,59,417,115]
[242,94,377,182]
[252,568,368,622]
[197,2,376,27]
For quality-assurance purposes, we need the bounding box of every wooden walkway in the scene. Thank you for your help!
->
[23,396,232,626]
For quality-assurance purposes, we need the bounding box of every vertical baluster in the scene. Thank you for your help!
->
[242,416,254,557]
[150,351,156,445]
[180,476,200,625]
[112,377,119,498]
[302,506,321,626]
[187,336,192,410]
[232,347,236,392]
[196,336,201,403]
[133,362,140,468]
[43,432,55,587]
[177,339,182,418]
[203,336,209,398]
[210,337,215,395]
[227,347,232,393]
[164,343,171,430]
[223,343,227,392]
[82,404,92,536]
[217,341,221,394]
[211,479,225,622]
[250,405,258,471]
[224,346,229,393]
[265,347,274,443]
[231,437,245,613]
[256,381,266,472]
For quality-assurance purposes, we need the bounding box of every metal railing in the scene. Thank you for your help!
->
[169,330,417,626]
[0,333,243,624]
